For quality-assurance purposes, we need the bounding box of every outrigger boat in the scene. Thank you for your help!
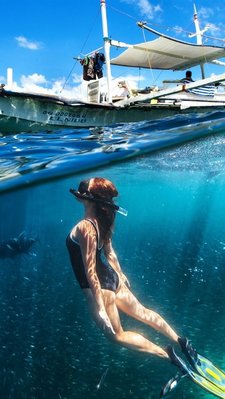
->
[1,0,225,133]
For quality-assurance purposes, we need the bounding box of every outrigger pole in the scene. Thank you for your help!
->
[100,0,112,103]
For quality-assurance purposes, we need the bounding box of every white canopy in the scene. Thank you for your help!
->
[111,35,225,71]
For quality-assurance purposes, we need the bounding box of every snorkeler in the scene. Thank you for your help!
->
[66,177,197,367]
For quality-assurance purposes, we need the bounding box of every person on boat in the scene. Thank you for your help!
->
[180,70,194,83]
[180,70,217,96]
[66,177,197,368]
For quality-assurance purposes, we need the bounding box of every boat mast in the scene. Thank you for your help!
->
[193,4,205,78]
[193,4,202,45]
[100,0,112,103]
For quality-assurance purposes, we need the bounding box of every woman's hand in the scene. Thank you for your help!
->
[98,309,115,335]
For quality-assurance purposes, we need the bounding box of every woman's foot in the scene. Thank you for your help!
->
[178,336,201,369]
[165,345,189,374]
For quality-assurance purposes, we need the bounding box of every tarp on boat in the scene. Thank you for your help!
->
[111,30,225,71]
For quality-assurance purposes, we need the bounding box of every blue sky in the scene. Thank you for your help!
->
[1,0,225,97]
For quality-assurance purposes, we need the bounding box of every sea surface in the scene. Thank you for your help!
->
[1,111,225,399]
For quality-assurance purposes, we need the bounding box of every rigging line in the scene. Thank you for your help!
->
[107,3,137,22]
[108,3,188,38]
[60,7,101,94]
[59,61,78,94]
[139,21,225,45]
[200,33,225,44]
[107,2,225,45]
[140,26,155,82]
[140,26,164,87]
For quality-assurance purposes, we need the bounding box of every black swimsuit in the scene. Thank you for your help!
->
[66,219,119,292]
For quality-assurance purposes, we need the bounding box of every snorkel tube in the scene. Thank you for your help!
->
[69,188,128,216]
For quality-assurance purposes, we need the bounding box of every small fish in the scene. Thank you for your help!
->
[96,367,109,390]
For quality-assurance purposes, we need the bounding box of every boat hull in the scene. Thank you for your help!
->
[0,90,225,133]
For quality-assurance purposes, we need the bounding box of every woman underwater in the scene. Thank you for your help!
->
[66,177,197,371]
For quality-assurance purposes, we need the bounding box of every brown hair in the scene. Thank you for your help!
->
[88,177,118,242]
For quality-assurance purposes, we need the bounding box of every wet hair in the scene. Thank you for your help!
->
[87,177,118,242]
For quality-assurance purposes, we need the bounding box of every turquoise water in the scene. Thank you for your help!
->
[1,115,225,398]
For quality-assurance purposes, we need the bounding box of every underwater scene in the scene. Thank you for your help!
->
[1,113,225,399]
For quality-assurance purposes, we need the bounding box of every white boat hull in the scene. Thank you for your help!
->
[0,89,225,133]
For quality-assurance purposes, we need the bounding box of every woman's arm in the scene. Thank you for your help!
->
[77,220,104,308]
[103,240,130,287]
[77,221,115,333]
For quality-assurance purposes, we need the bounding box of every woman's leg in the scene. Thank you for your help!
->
[115,284,179,342]
[83,288,170,359]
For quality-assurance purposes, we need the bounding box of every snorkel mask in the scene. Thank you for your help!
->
[70,180,128,217]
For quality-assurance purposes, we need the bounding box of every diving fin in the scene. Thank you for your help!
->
[166,344,190,375]
[179,337,225,391]
[188,368,225,398]
[164,346,225,399]
[160,373,188,398]
[194,354,225,392]
[178,337,200,370]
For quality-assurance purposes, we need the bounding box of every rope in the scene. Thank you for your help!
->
[138,20,225,45]
[60,7,101,94]
[139,26,163,88]
[107,4,137,22]
[60,2,225,95]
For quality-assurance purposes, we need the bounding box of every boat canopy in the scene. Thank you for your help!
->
[111,33,225,71]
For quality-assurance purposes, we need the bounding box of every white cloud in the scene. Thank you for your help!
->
[71,73,83,84]
[197,7,225,37]
[3,70,147,102]
[15,36,41,50]
[20,73,47,86]
[206,23,220,34]
[4,71,86,100]
[173,25,186,36]
[5,73,48,95]
[198,7,214,21]
[121,0,161,20]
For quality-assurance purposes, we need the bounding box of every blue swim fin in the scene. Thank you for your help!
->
[192,353,225,392]
[160,372,187,398]
[179,337,225,391]
[162,346,225,399]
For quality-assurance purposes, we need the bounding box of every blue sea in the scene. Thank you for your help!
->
[1,111,225,399]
